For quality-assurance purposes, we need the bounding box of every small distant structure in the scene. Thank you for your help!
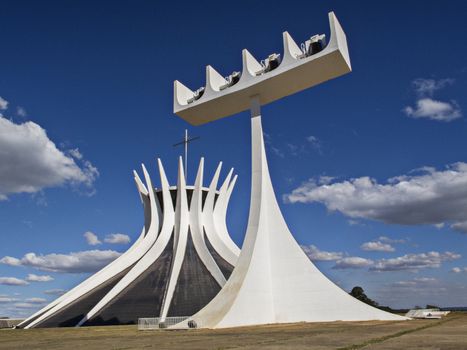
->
[0,318,25,329]
[405,308,450,319]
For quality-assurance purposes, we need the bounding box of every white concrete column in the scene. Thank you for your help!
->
[160,157,189,320]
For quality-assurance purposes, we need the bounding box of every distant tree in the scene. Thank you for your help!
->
[349,286,379,307]
[350,286,364,298]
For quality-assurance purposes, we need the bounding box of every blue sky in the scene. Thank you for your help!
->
[1,0,467,317]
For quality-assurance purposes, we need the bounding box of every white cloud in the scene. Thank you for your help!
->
[311,249,460,272]
[24,297,47,304]
[0,277,28,286]
[392,281,412,287]
[333,257,374,269]
[0,116,99,200]
[372,279,465,310]
[318,176,335,185]
[68,148,83,160]
[361,241,395,252]
[403,78,461,122]
[104,233,131,245]
[14,302,39,309]
[0,96,8,110]
[264,133,285,158]
[25,274,53,282]
[412,78,454,96]
[404,98,461,122]
[0,250,121,273]
[16,106,27,117]
[370,251,460,272]
[451,221,467,234]
[306,135,322,154]
[270,145,285,158]
[451,267,467,273]
[43,289,67,296]
[84,231,101,246]
[266,134,322,158]
[0,256,21,266]
[284,162,467,232]
[347,219,362,226]
[392,277,437,287]
[0,296,18,303]
[301,245,343,261]
[286,143,299,155]
[414,277,437,283]
[306,135,319,143]
[378,236,406,244]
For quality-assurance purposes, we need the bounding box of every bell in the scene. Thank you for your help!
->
[187,87,205,104]
[194,87,205,100]
[266,53,281,72]
[220,71,241,91]
[307,34,326,56]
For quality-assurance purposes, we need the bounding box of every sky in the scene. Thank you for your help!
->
[1,0,467,318]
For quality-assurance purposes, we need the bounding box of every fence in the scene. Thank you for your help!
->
[138,316,197,330]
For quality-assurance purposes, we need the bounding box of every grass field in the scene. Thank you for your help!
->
[1,313,466,350]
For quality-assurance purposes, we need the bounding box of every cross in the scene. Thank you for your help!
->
[173,129,200,180]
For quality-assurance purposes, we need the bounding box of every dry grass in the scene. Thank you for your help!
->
[1,313,466,350]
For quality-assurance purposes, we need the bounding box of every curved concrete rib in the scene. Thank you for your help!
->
[22,177,151,329]
[241,49,262,81]
[213,170,240,258]
[189,158,226,287]
[203,163,238,266]
[206,66,227,93]
[142,164,162,237]
[19,175,152,329]
[134,171,152,237]
[185,109,407,329]
[174,80,194,107]
[134,170,149,196]
[17,226,147,328]
[77,159,175,327]
[25,164,163,329]
[159,157,189,320]
[226,176,237,206]
[215,168,233,214]
[282,31,303,65]
[23,156,240,328]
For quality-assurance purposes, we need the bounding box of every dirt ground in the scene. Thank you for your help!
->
[1,313,466,350]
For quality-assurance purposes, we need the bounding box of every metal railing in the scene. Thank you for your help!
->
[138,316,195,330]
